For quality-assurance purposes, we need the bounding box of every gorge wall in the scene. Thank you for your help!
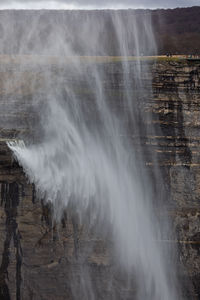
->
[0,58,200,299]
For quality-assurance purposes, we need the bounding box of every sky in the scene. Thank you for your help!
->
[0,0,199,9]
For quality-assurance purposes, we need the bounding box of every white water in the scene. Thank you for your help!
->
[8,11,178,299]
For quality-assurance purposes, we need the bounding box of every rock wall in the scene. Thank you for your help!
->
[152,60,200,299]
[0,58,200,299]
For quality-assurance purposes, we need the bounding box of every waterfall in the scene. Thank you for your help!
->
[8,10,179,300]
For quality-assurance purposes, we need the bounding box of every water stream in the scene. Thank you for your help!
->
[8,10,178,300]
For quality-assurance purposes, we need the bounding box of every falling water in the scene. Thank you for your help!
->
[8,10,179,300]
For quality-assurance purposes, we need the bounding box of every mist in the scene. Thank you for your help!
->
[2,9,181,300]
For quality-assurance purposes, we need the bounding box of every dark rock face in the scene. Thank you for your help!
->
[0,58,200,299]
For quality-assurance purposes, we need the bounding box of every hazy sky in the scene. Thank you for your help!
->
[0,0,199,9]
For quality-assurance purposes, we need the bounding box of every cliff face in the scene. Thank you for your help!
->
[152,60,200,298]
[0,58,200,299]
